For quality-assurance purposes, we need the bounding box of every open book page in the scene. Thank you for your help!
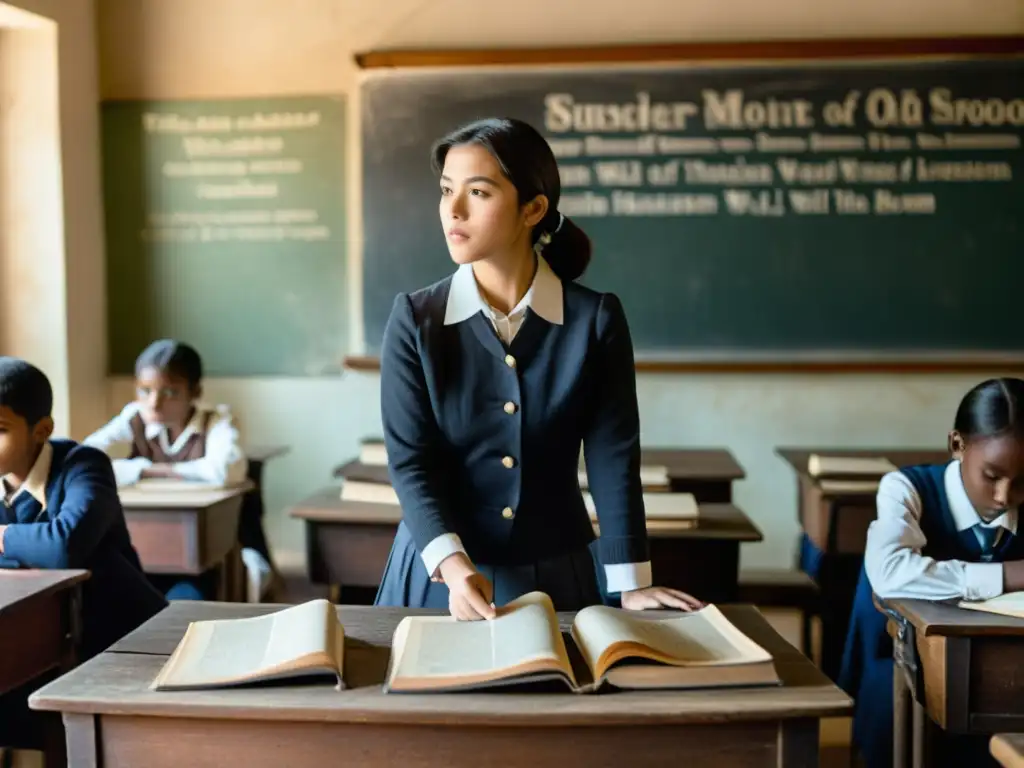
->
[570,604,773,681]
[583,492,698,520]
[152,599,342,690]
[808,454,897,477]
[386,592,575,692]
[958,591,1024,619]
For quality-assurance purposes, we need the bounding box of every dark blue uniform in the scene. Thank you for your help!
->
[374,264,649,610]
[839,462,1023,768]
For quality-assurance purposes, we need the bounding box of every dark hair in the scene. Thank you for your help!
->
[431,117,592,282]
[954,377,1024,441]
[0,357,53,426]
[135,340,203,390]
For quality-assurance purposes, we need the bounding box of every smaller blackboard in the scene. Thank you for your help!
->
[103,95,346,376]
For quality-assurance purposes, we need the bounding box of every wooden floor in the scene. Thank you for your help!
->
[2,575,859,768]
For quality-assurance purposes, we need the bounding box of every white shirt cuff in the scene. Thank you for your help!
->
[420,533,466,577]
[112,457,152,487]
[963,562,1004,601]
[604,561,653,593]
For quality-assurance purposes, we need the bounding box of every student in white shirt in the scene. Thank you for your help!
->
[841,377,1024,768]
[84,340,272,600]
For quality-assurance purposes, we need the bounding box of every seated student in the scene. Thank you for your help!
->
[0,356,167,657]
[84,339,273,600]
[841,377,1024,768]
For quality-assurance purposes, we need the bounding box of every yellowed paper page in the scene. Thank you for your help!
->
[359,442,388,466]
[578,465,670,489]
[340,481,399,505]
[388,592,574,687]
[958,591,1024,619]
[808,454,896,477]
[818,479,881,494]
[152,599,335,689]
[571,604,772,679]
[584,492,697,520]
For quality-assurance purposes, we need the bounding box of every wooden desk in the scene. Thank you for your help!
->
[0,570,88,696]
[776,447,947,680]
[31,601,850,768]
[777,448,947,557]
[291,488,762,605]
[336,447,746,503]
[120,483,252,602]
[246,445,290,465]
[0,570,88,764]
[992,734,1024,768]
[883,598,1024,768]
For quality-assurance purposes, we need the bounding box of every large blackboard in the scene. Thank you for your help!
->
[360,57,1023,360]
[103,96,346,376]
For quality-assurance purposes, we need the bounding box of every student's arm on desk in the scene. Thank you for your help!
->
[865,471,1005,602]
[82,403,153,486]
[0,446,119,569]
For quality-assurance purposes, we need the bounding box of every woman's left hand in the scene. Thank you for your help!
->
[620,586,704,612]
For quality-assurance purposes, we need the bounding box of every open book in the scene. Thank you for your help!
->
[807,454,897,478]
[958,591,1024,620]
[151,599,345,691]
[385,592,779,694]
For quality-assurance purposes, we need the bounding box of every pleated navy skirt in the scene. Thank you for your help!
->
[375,521,603,611]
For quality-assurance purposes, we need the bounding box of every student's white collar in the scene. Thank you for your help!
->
[144,406,208,455]
[2,441,52,513]
[443,255,563,326]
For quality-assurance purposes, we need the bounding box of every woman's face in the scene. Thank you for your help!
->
[439,144,543,265]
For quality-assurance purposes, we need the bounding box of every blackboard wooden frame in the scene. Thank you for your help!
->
[347,36,1024,375]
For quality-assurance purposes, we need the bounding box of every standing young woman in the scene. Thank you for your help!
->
[375,117,700,620]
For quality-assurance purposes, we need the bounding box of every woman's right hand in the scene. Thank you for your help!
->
[438,553,496,621]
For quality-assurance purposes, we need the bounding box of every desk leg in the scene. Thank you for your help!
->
[217,546,245,602]
[894,666,912,768]
[911,699,931,768]
[778,718,818,767]
[63,713,98,768]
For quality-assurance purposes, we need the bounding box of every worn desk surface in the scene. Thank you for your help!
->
[337,447,746,503]
[292,488,761,603]
[884,598,1024,768]
[246,445,290,464]
[120,483,251,600]
[32,601,849,768]
[775,448,949,479]
[0,571,87,696]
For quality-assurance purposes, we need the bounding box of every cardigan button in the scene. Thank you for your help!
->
[504,354,516,368]
[503,401,517,415]
[502,456,515,469]
[501,507,514,519]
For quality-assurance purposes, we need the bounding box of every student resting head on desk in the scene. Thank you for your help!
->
[83,339,272,601]
[375,116,701,620]
[841,377,1024,768]
[0,357,166,659]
